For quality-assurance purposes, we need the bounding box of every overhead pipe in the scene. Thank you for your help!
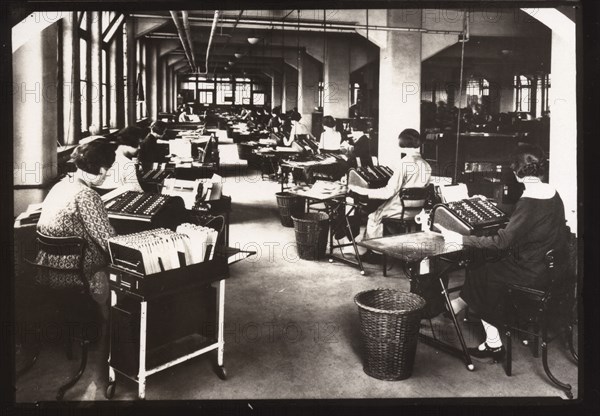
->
[170,11,195,72]
[181,11,197,71]
[134,13,464,35]
[200,10,220,75]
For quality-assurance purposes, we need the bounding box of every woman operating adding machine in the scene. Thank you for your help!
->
[437,144,569,361]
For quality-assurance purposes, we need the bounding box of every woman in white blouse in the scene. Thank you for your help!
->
[318,115,342,152]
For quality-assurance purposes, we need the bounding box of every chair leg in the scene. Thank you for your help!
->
[505,329,512,376]
[531,322,540,358]
[567,323,578,363]
[541,321,573,399]
[56,339,90,401]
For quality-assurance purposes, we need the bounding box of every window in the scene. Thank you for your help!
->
[235,83,251,105]
[252,93,265,105]
[198,91,214,104]
[101,48,109,128]
[79,20,90,134]
[514,75,532,113]
[318,81,324,108]
[351,82,360,105]
[216,82,232,105]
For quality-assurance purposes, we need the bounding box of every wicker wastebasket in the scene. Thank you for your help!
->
[354,289,426,381]
[291,212,330,260]
[275,192,305,227]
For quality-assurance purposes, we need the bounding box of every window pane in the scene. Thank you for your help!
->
[80,12,87,31]
[102,11,111,33]
[80,81,88,132]
[102,84,108,127]
[102,49,108,85]
[253,93,265,105]
[80,38,87,80]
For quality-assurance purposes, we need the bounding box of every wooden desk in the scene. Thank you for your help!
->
[359,232,475,370]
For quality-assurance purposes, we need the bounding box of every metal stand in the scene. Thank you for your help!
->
[320,198,365,275]
[408,260,475,371]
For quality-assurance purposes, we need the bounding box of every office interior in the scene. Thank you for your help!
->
[11,6,580,402]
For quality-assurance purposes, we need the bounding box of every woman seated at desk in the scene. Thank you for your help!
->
[318,115,342,153]
[349,129,432,261]
[283,110,316,152]
[438,144,569,361]
[36,140,117,311]
[138,120,168,171]
[343,119,373,168]
[95,126,145,193]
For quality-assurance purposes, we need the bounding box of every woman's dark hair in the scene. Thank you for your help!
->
[150,120,167,136]
[350,119,367,132]
[510,143,547,179]
[71,140,116,175]
[271,106,281,116]
[116,126,145,148]
[289,111,302,122]
[398,128,421,148]
[322,115,336,128]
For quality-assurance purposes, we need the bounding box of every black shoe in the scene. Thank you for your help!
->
[467,343,505,362]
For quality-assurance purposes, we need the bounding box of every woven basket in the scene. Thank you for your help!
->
[354,289,426,380]
[276,192,305,227]
[291,212,330,260]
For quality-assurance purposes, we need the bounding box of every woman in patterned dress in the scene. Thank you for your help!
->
[36,140,117,307]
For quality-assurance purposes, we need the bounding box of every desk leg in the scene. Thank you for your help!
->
[438,277,474,371]
[137,301,147,400]
[107,290,117,398]
[346,212,365,275]
[217,279,225,367]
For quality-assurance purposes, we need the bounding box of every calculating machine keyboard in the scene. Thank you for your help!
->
[430,197,509,236]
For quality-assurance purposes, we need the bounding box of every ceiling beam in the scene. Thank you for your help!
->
[134,17,168,38]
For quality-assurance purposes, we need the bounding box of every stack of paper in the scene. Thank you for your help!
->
[176,223,219,263]
[108,228,193,275]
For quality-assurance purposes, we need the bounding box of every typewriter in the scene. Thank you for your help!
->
[347,165,394,189]
[430,197,509,236]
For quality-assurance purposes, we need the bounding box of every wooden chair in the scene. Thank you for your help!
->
[503,232,578,399]
[21,232,98,401]
[382,186,432,236]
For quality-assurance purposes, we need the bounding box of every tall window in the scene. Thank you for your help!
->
[318,81,324,109]
[351,82,360,105]
[101,48,109,129]
[466,77,489,108]
[79,12,90,134]
[514,75,532,113]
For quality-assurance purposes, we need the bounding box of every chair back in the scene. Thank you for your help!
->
[26,232,89,293]
[399,186,431,211]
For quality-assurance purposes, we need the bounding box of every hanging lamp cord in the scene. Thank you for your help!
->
[453,11,467,184]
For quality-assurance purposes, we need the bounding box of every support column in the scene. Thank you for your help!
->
[172,71,177,112]
[165,65,171,113]
[90,11,102,130]
[61,12,79,145]
[114,23,125,128]
[126,17,137,125]
[271,69,282,109]
[160,58,168,114]
[297,51,321,133]
[378,9,422,166]
[282,64,298,113]
[548,17,577,231]
[323,34,350,119]
[13,23,59,186]
[146,41,158,120]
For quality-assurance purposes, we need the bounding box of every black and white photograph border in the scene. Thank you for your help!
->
[2,0,597,414]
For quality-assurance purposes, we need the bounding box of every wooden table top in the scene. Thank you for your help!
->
[358,232,465,263]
